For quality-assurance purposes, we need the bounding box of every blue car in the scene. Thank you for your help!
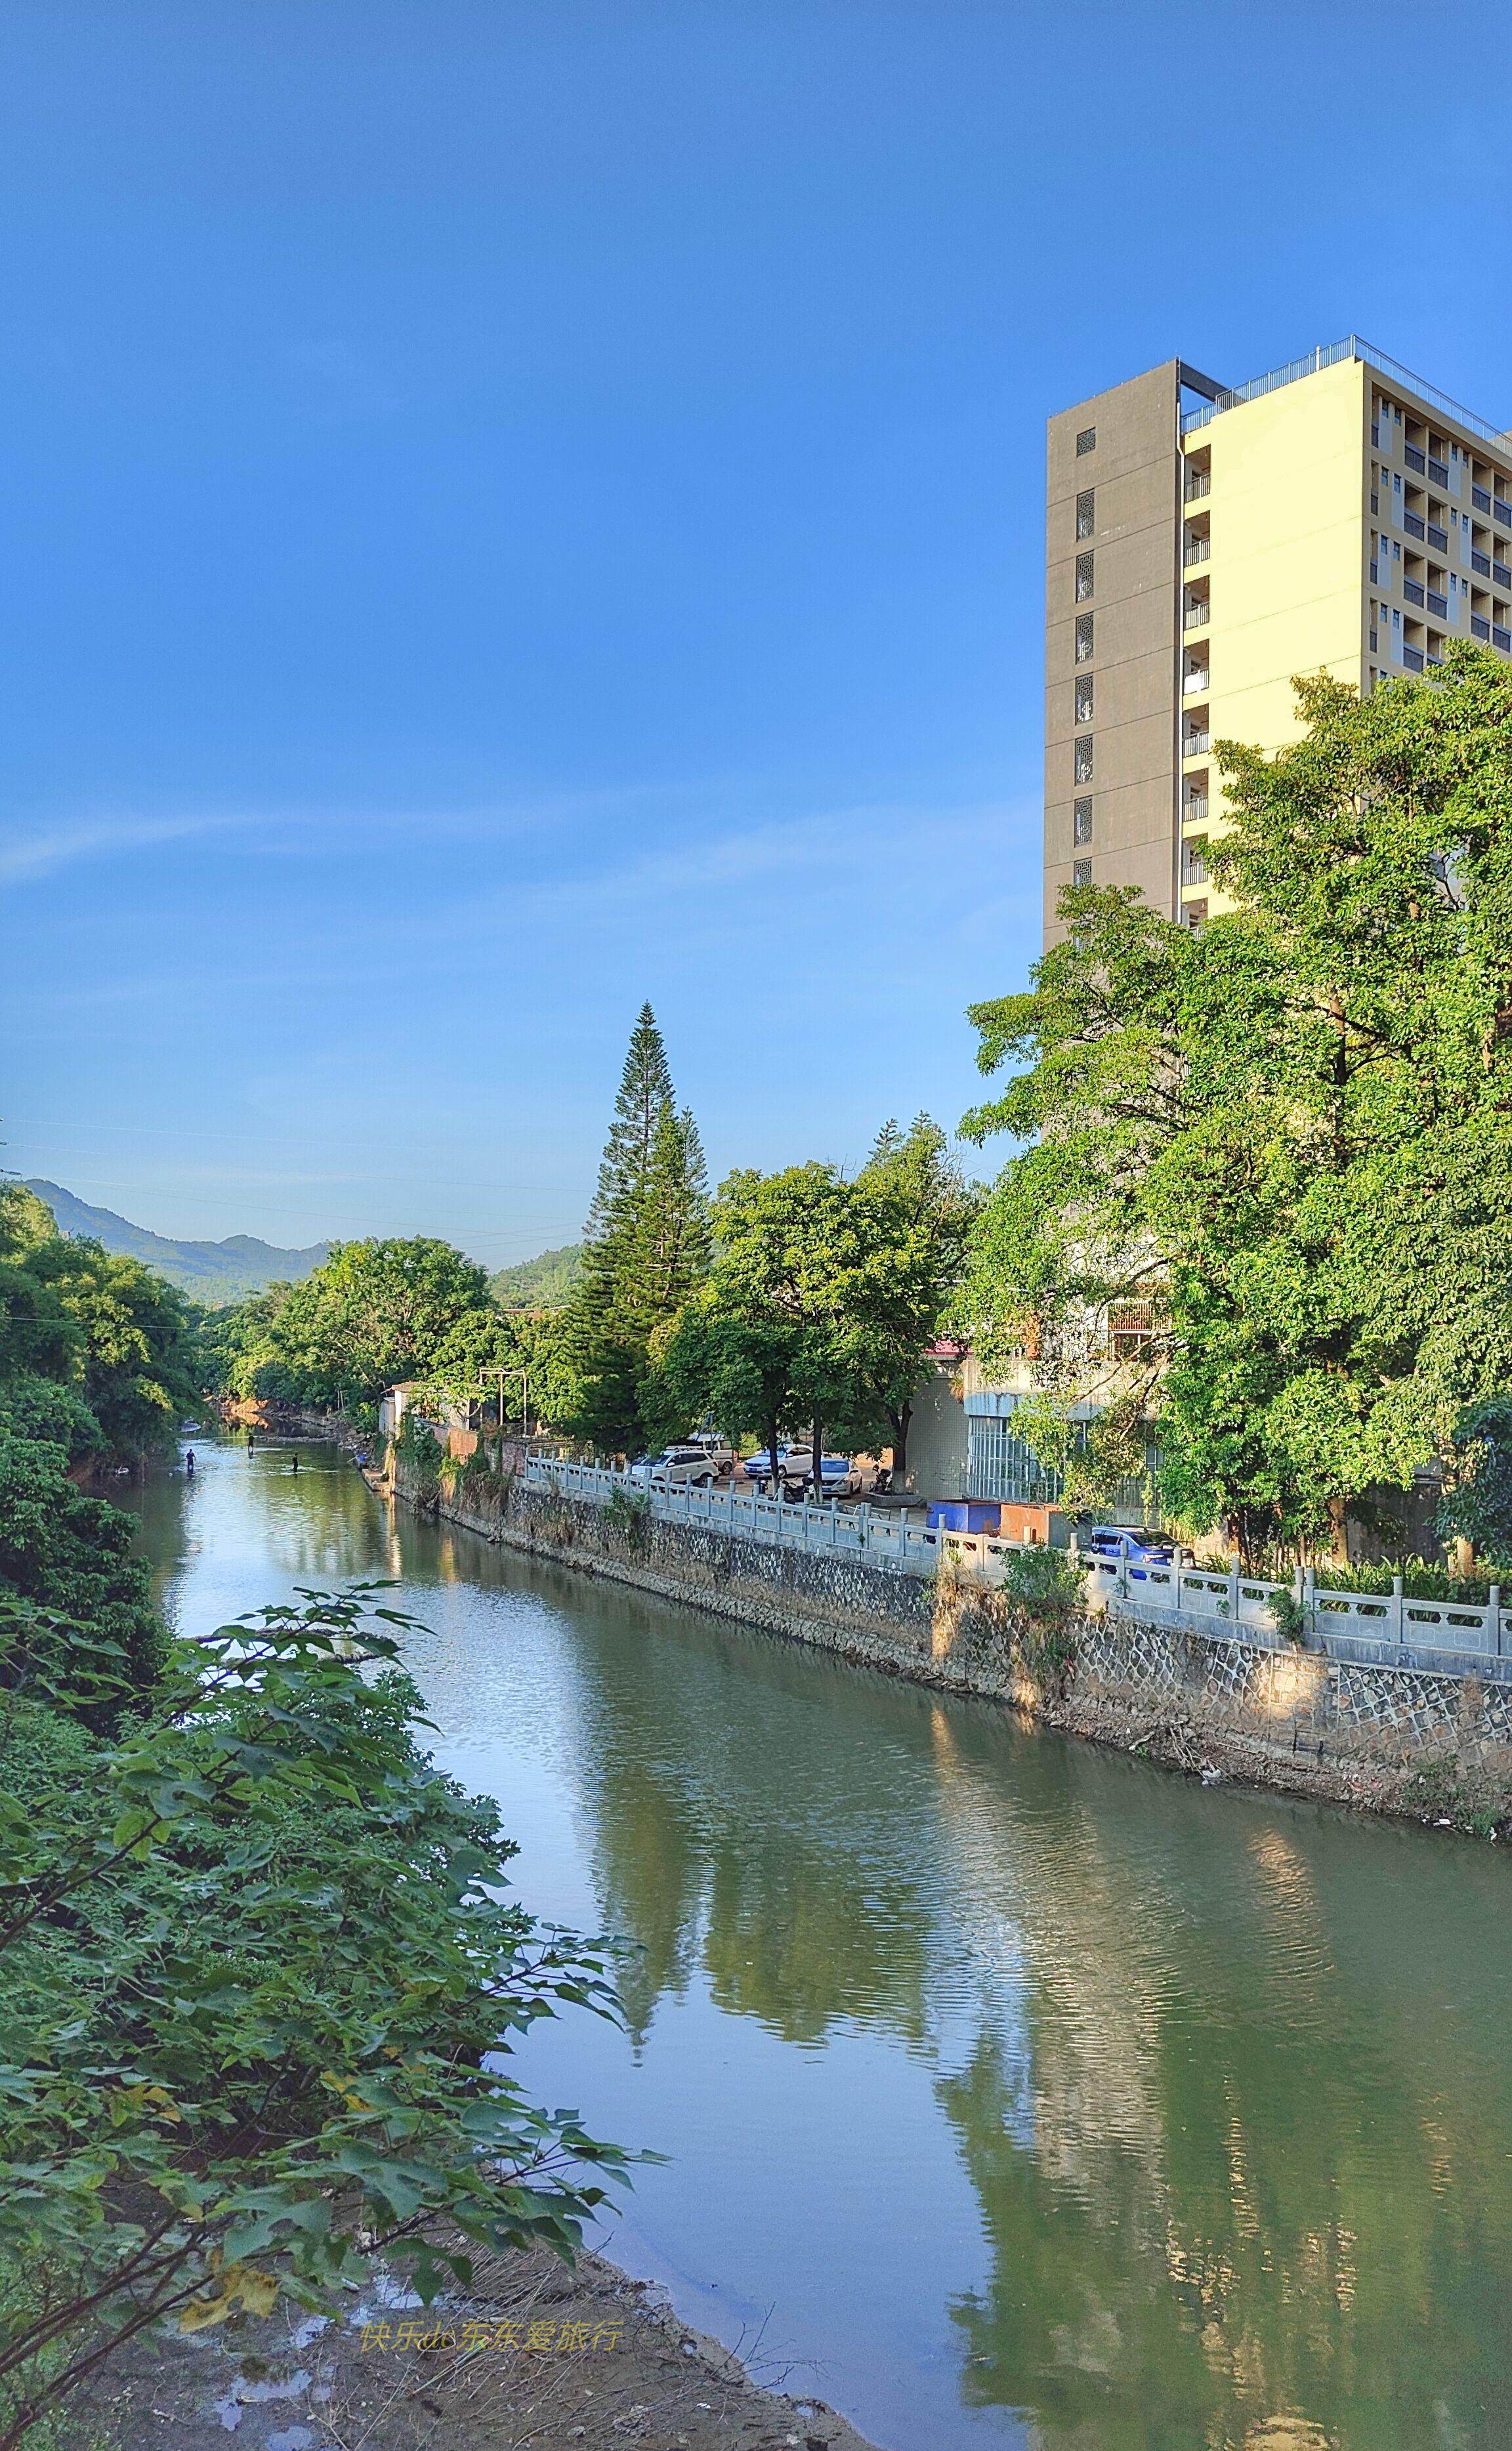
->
[1082,1525,1175,1566]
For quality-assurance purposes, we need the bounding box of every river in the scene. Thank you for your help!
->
[129,1434,1512,2451]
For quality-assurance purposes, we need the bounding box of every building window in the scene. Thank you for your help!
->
[1075,675,1093,723]
[1073,796,1093,845]
[1076,488,1095,539]
[1074,736,1093,783]
[967,1415,1062,1503]
[1183,899,1208,931]
[1109,1303,1154,1362]
[1075,551,1095,602]
[1072,858,1092,887]
[1076,426,1096,456]
[1183,837,1208,887]
[1075,612,1094,661]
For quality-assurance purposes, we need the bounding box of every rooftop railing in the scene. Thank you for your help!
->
[1181,334,1509,446]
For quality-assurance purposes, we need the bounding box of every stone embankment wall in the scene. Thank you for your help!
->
[378,1453,1512,1835]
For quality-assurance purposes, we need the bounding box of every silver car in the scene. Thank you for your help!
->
[629,1445,720,1490]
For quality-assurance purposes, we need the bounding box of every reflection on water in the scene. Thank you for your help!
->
[129,1437,1512,2451]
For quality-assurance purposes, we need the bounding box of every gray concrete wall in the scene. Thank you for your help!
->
[381,1452,1512,1837]
[902,1362,968,1499]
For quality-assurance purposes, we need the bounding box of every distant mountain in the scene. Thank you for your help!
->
[490,1242,583,1310]
[25,1181,331,1306]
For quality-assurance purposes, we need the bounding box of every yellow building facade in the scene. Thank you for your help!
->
[1045,337,1512,941]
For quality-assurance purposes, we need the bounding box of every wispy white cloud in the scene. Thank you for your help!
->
[0,812,238,885]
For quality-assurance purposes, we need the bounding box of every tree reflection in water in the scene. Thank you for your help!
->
[128,1450,1512,2451]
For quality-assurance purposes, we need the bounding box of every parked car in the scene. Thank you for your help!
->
[774,1449,862,1499]
[742,1446,789,1487]
[1082,1525,1175,1566]
[629,1446,720,1489]
[684,1431,737,1475]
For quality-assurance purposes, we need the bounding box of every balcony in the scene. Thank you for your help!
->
[1403,644,1425,672]
[1183,600,1210,629]
[1497,627,1512,653]
[1473,549,1492,576]
[1182,845,1208,887]
[1497,563,1512,590]
[1184,730,1211,754]
[1428,523,1449,554]
[1405,444,1427,472]
[1404,511,1426,539]
[1184,668,1209,694]
[1185,794,1209,822]
[1473,614,1491,640]
[1183,469,1211,502]
[1428,456,1450,487]
[1183,535,1211,566]
[1474,484,1493,513]
[1427,589,1448,619]
[1498,503,1512,530]
[1427,650,1444,668]
[1403,578,1425,607]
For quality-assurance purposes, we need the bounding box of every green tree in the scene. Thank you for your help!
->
[0,1433,162,1702]
[197,1282,303,1404]
[24,1237,201,1458]
[658,1137,975,1484]
[1438,1398,1512,1563]
[845,1117,979,1478]
[270,1238,492,1409]
[566,1007,709,1454]
[655,1163,853,1476]
[959,645,1512,1562]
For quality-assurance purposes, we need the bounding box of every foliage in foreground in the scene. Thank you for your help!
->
[0,1585,626,2451]
[959,647,1512,1561]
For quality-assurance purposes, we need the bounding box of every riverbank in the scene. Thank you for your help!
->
[371,1443,1512,1837]
[76,2240,875,2451]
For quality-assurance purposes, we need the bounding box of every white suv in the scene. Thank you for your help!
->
[629,1446,719,1489]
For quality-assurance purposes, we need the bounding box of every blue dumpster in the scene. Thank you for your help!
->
[927,1500,1002,1534]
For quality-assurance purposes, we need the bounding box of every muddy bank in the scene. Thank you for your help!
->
[76,2242,875,2451]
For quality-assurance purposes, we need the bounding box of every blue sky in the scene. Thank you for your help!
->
[5,1,1511,1265]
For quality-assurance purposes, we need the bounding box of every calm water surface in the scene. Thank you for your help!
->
[130,1437,1512,2451]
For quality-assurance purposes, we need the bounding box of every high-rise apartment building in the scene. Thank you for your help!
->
[1043,335,1512,944]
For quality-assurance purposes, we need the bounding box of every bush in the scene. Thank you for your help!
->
[0,1433,163,1704]
[0,1587,627,2450]
[1001,1544,1083,1628]
[603,1484,652,1558]
[1001,1545,1084,1679]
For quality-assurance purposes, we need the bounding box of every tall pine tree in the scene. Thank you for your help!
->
[567,1005,709,1453]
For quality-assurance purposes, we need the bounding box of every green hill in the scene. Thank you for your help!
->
[490,1242,583,1310]
[25,1181,331,1306]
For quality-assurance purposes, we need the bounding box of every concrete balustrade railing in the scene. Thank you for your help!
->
[523,1453,950,1574]
[520,1456,1511,1681]
[1083,1551,1511,1679]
